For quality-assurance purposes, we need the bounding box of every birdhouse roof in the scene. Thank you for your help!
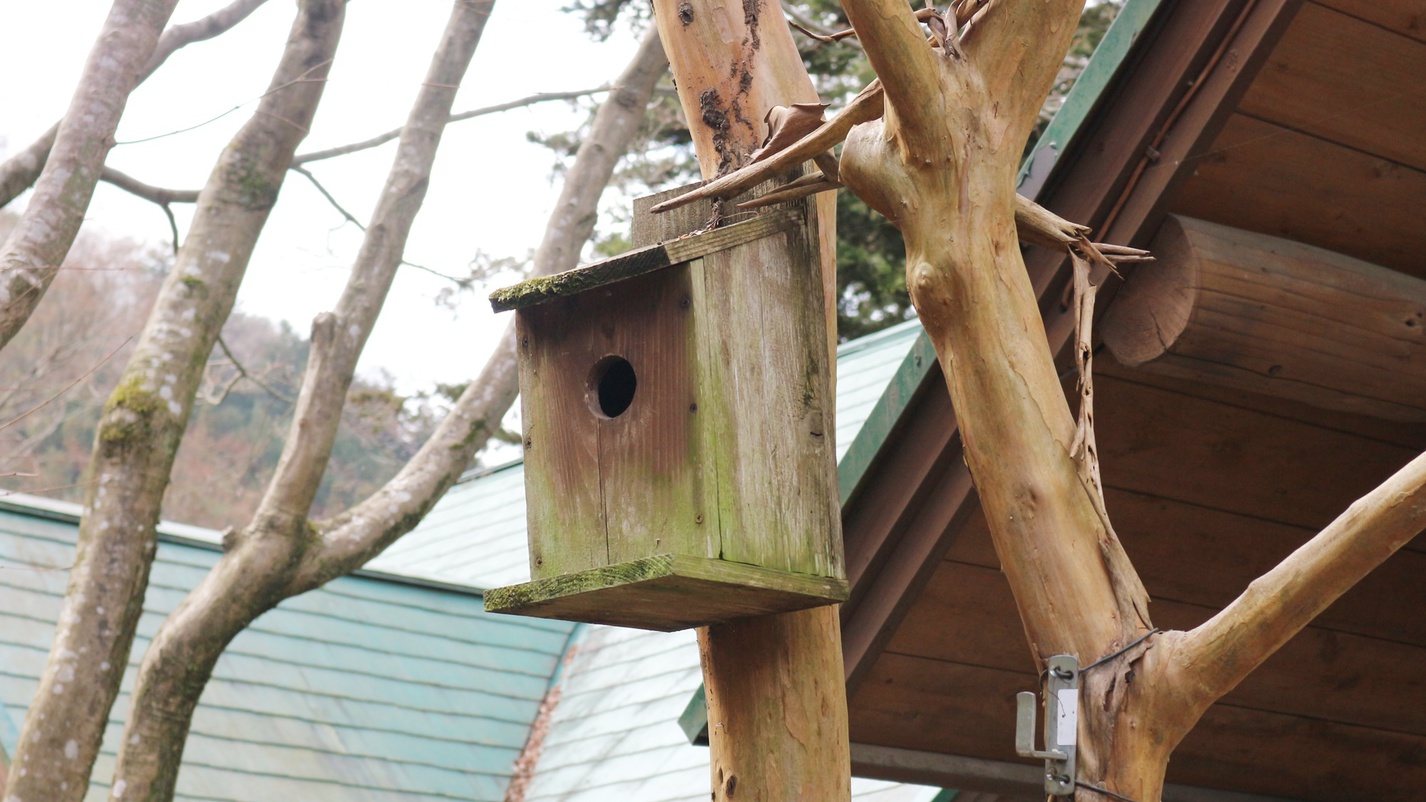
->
[488,209,801,312]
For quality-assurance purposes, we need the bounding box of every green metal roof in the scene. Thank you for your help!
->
[0,495,575,802]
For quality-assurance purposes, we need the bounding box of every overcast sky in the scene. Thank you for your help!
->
[0,0,645,393]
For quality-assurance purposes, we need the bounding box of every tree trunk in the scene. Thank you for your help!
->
[0,0,180,352]
[2,4,343,800]
[829,1,1426,798]
[652,1,851,799]
[103,11,669,802]
[0,0,270,211]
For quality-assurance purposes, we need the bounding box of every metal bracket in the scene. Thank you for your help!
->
[1015,654,1079,797]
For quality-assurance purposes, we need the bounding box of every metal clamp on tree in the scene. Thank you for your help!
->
[1016,654,1080,797]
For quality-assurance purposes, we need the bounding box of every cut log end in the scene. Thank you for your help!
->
[1103,215,1426,422]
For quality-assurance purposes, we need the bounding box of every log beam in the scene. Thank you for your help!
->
[1103,215,1426,421]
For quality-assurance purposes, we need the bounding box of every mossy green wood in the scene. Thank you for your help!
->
[691,198,840,577]
[517,266,716,578]
[517,303,607,577]
[493,179,843,630]
[483,554,849,632]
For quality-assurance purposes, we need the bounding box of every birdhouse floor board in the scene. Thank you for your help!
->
[482,554,848,632]
[489,210,800,312]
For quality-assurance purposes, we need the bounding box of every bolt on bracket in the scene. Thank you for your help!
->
[1015,654,1079,797]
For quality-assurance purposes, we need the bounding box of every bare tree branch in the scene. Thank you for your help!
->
[0,126,57,211]
[212,334,294,405]
[101,166,200,205]
[1180,451,1426,706]
[838,0,942,148]
[297,22,669,585]
[0,0,270,209]
[257,1,496,532]
[4,3,343,799]
[292,87,610,165]
[140,0,270,81]
[0,336,130,434]
[290,164,363,227]
[0,0,181,354]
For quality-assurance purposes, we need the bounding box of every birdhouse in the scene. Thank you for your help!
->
[483,183,846,631]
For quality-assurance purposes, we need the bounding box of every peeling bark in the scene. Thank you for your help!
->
[832,1,1426,798]
[2,3,342,800]
[0,0,180,353]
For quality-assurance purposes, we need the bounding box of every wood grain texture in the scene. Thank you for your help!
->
[596,265,716,568]
[483,554,848,631]
[1175,114,1426,277]
[513,183,840,623]
[1242,3,1426,172]
[849,653,1426,801]
[694,203,841,577]
[1313,0,1426,44]
[1093,374,1419,532]
[516,264,721,578]
[945,489,1426,643]
[1103,215,1426,421]
[889,560,1426,737]
[650,3,850,798]
[490,210,800,312]
[518,299,611,578]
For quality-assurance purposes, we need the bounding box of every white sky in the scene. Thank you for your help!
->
[0,0,644,393]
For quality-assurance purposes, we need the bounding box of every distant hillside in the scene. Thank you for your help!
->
[0,213,445,529]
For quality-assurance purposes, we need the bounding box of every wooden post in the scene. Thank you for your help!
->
[650,1,851,799]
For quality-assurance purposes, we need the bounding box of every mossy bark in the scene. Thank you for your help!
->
[3,4,343,801]
[0,0,179,351]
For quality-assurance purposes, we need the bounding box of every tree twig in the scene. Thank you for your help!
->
[212,335,294,405]
[101,167,200,205]
[290,164,363,228]
[0,336,131,434]
[292,87,610,164]
[0,0,270,209]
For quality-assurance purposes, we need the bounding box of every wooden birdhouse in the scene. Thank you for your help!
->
[483,183,846,631]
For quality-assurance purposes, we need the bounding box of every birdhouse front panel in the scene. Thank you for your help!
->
[485,183,847,631]
[517,264,717,579]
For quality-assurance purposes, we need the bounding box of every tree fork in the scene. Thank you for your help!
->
[652,1,851,799]
[2,3,344,800]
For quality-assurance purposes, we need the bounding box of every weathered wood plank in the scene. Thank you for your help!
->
[849,653,1426,801]
[1092,373,1419,532]
[1096,357,1426,451]
[1103,215,1426,421]
[1243,4,1426,171]
[889,560,1426,736]
[483,554,848,632]
[595,266,718,567]
[490,210,800,312]
[1312,0,1426,45]
[517,304,607,578]
[1175,114,1426,278]
[694,199,842,577]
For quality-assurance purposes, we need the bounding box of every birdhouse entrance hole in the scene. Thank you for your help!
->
[484,181,848,631]
[590,355,637,418]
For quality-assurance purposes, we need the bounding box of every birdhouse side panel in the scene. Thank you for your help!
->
[693,218,842,579]
[517,300,610,579]
[594,265,720,566]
